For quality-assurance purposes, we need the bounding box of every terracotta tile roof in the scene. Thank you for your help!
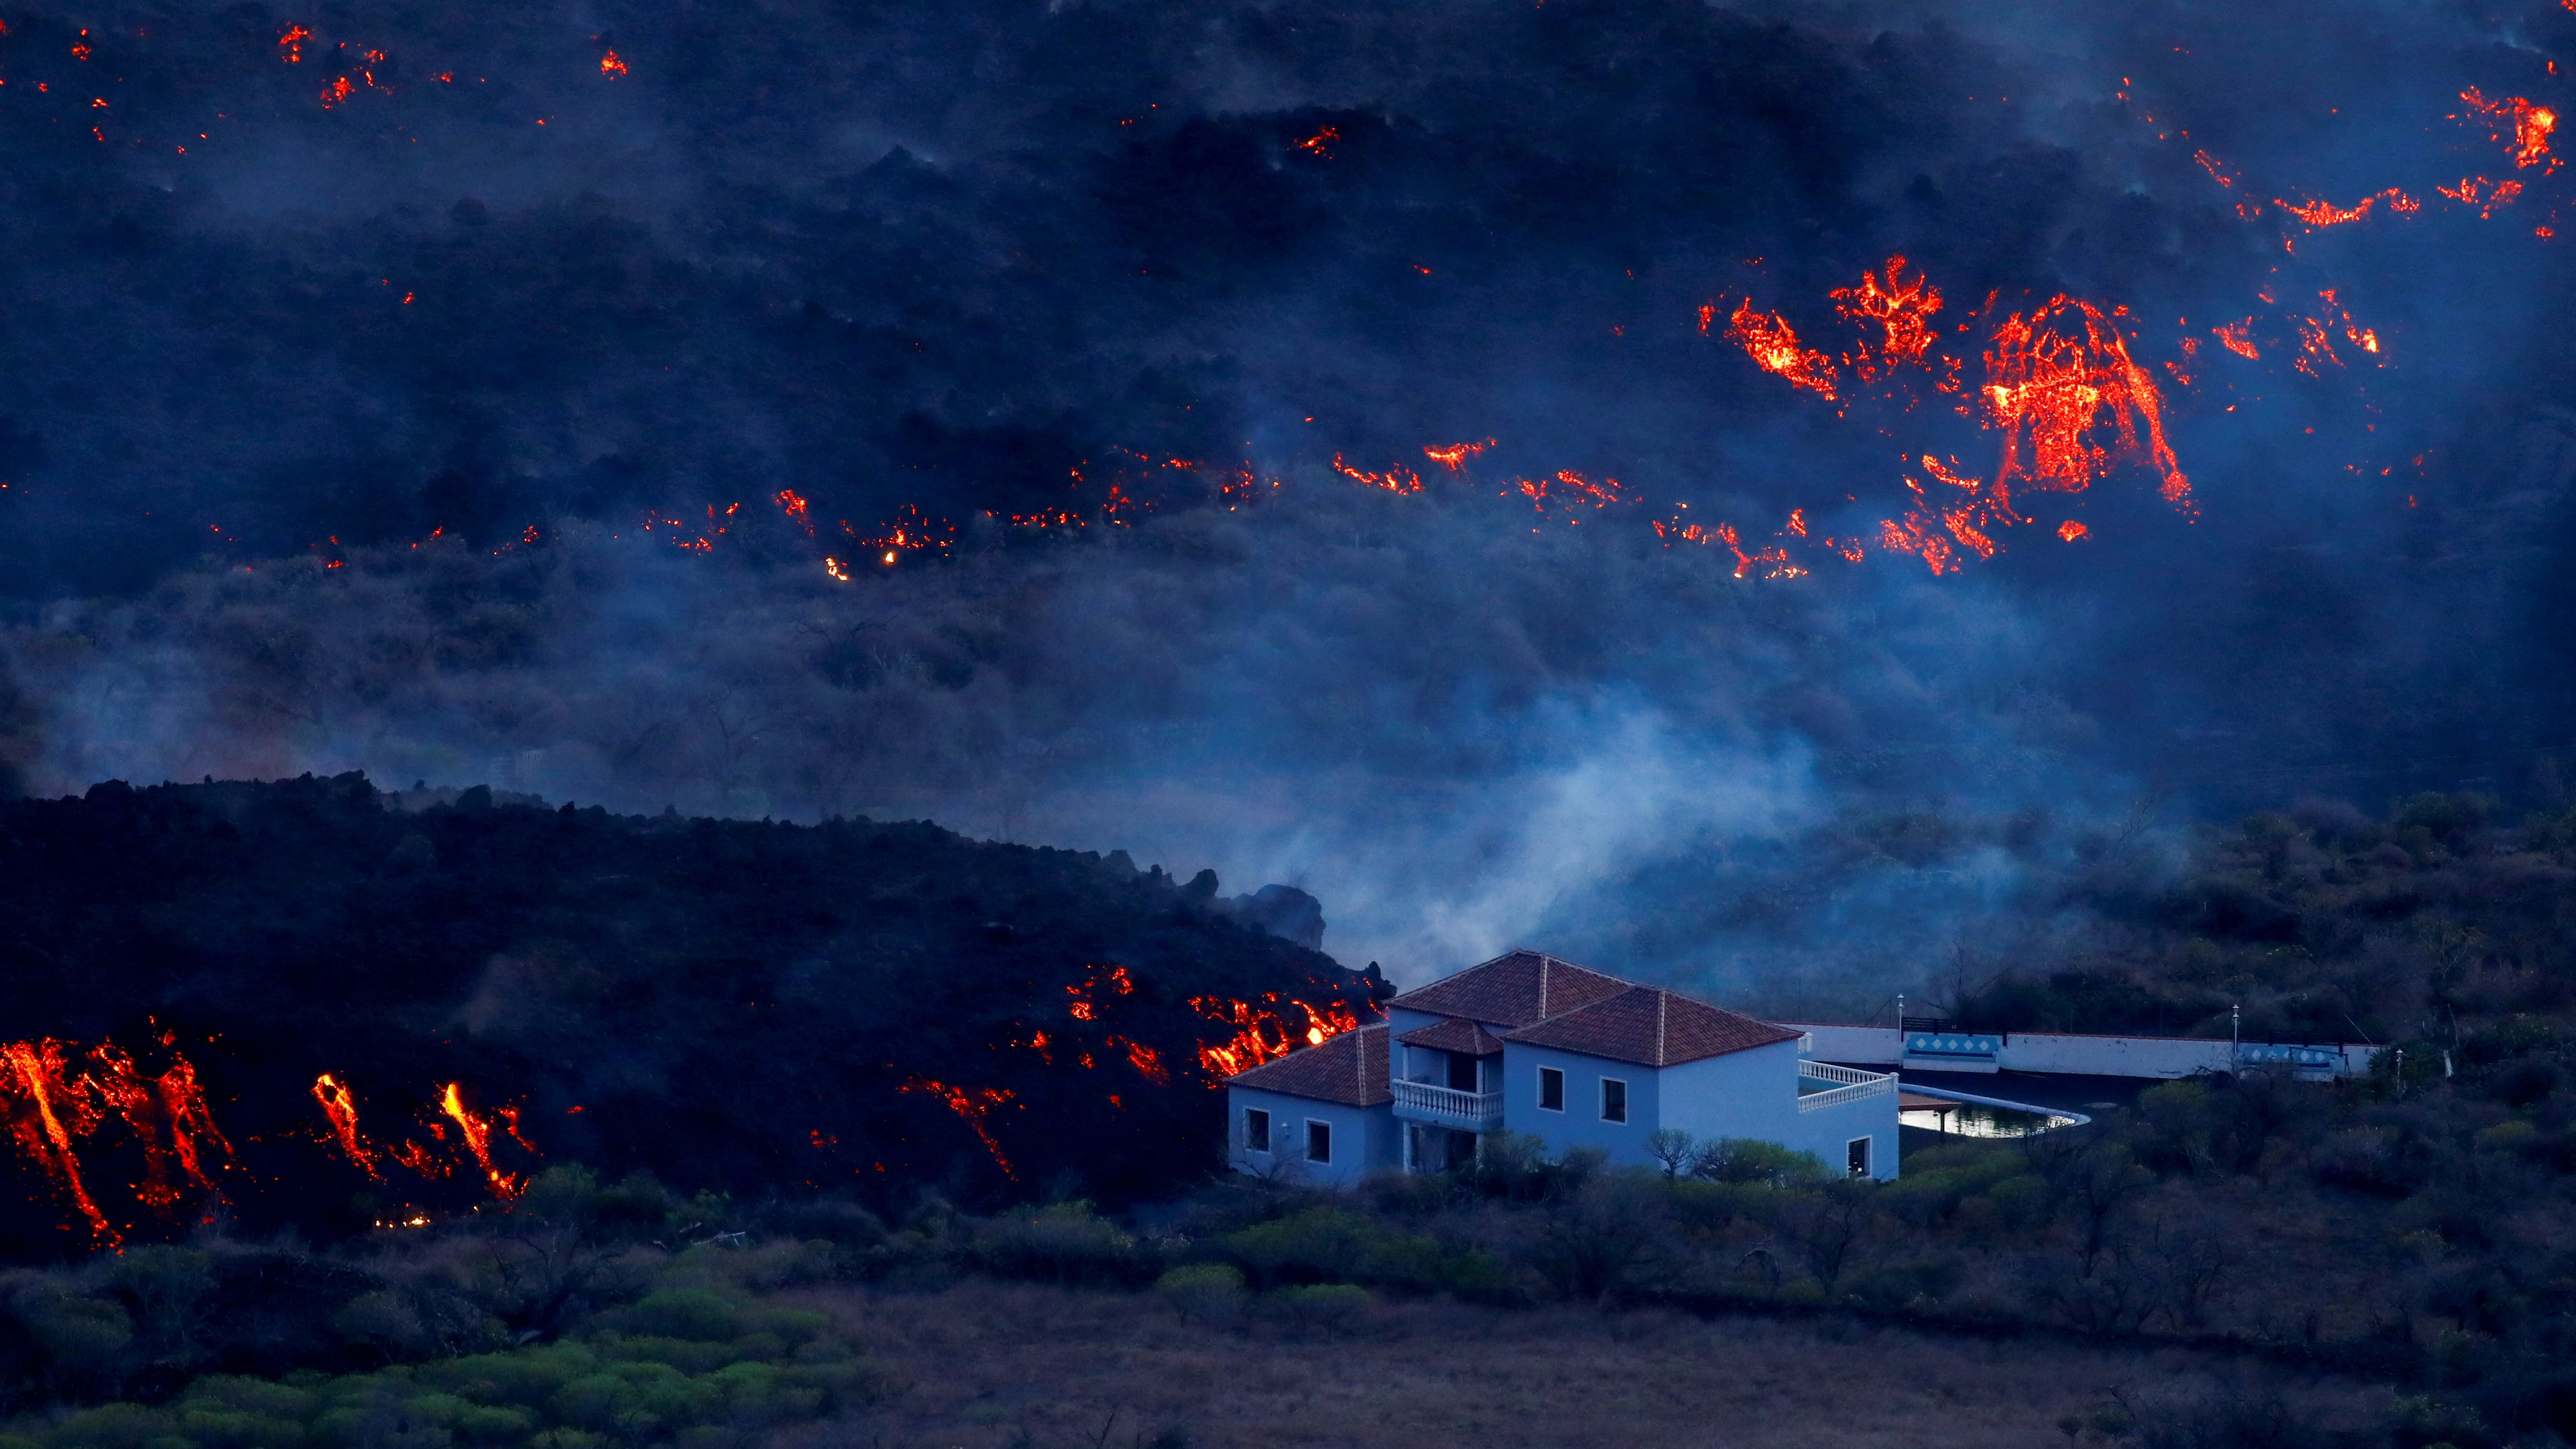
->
[1385,950,1631,1028]
[1223,1025,1390,1106]
[1501,985,1803,1067]
[1394,1018,1508,1056]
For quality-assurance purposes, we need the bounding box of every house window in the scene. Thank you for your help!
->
[1244,1107,1270,1154]
[1600,1077,1628,1124]
[1305,1119,1333,1165]
[1846,1136,1872,1178]
[1538,1066,1564,1112]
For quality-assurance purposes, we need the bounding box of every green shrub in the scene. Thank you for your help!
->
[1222,1208,1378,1286]
[1153,1265,1246,1326]
[596,1338,738,1376]
[414,1345,598,1407]
[15,1292,134,1396]
[172,1406,304,1449]
[45,1405,174,1449]
[446,1406,531,1447]
[1690,1138,1828,1187]
[615,1291,741,1344]
[177,1380,317,1423]
[965,1203,1148,1286]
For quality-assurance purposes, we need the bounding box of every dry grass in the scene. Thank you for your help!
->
[784,1278,2394,1449]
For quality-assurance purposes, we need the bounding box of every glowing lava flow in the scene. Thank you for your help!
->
[1190,995,1365,1079]
[0,1041,113,1244]
[1831,255,1942,380]
[0,1038,243,1246]
[94,1045,233,1211]
[1981,297,2190,512]
[900,1079,1017,1178]
[310,1075,534,1198]
[2462,88,2559,172]
[312,1073,380,1178]
[1724,299,1840,399]
[440,1083,524,1198]
[1424,439,1494,471]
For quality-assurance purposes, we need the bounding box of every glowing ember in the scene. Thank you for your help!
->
[2213,319,2261,359]
[600,49,628,77]
[1725,299,1840,400]
[1292,125,1339,158]
[2058,520,2089,541]
[277,24,308,62]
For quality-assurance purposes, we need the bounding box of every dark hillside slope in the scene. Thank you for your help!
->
[0,774,1377,1255]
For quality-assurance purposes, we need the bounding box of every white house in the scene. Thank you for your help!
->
[1227,949,1900,1183]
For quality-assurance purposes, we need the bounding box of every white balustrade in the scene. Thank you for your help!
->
[1795,1060,1895,1112]
[1391,1080,1505,1125]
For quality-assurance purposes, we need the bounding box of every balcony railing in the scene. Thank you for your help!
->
[1391,1080,1505,1128]
[1796,1060,1895,1113]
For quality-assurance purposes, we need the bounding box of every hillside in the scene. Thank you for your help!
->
[0,774,1379,1254]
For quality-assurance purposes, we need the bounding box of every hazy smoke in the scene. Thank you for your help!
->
[5,0,2576,1003]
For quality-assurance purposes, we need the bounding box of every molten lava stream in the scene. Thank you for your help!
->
[440,1083,526,1198]
[312,1073,382,1178]
[0,1040,114,1244]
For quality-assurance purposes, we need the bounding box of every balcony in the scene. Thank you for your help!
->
[1796,1060,1896,1113]
[1391,1079,1505,1130]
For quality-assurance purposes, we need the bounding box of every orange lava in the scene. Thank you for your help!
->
[2438,176,2524,218]
[1831,256,1942,380]
[852,504,955,562]
[1190,994,1366,1079]
[600,50,628,77]
[311,1073,381,1178]
[1982,296,2190,513]
[2462,88,2558,171]
[2278,194,2374,227]
[1331,454,1424,493]
[901,1079,1017,1178]
[1725,299,1840,399]
[440,1083,526,1198]
[91,1046,232,1211]
[1423,439,1494,471]
[0,1041,114,1244]
[2058,520,2089,541]
[2214,319,2260,360]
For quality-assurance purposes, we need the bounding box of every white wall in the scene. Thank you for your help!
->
[1787,1024,2382,1080]
[1226,1086,1398,1187]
